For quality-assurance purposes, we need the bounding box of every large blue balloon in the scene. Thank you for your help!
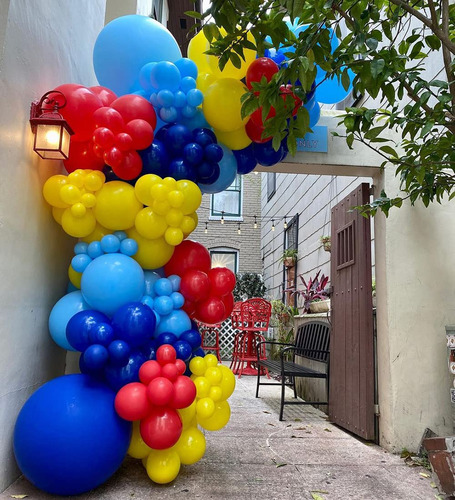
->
[155,310,192,337]
[139,140,170,177]
[49,291,91,351]
[254,140,287,167]
[198,144,238,194]
[111,302,156,347]
[81,254,145,317]
[234,144,258,175]
[13,374,131,496]
[66,310,111,351]
[93,15,182,96]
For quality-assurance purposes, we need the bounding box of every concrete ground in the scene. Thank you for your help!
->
[1,371,438,500]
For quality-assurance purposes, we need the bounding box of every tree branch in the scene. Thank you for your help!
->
[441,0,455,114]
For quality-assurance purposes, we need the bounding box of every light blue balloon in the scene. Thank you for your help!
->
[74,242,88,255]
[157,89,175,107]
[181,77,197,94]
[87,241,103,260]
[150,93,159,107]
[167,275,181,292]
[304,97,321,128]
[171,292,185,309]
[179,108,210,130]
[132,89,148,98]
[155,310,191,337]
[93,15,182,96]
[49,291,90,351]
[113,231,127,241]
[139,62,157,92]
[141,295,154,309]
[175,58,198,79]
[181,105,197,118]
[154,278,173,297]
[160,106,178,123]
[153,296,174,316]
[71,254,92,274]
[174,91,187,108]
[186,88,203,107]
[150,61,181,92]
[199,144,237,194]
[101,235,120,254]
[81,254,145,317]
[144,271,161,297]
[120,238,138,257]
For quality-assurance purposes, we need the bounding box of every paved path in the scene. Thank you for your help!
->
[2,372,438,499]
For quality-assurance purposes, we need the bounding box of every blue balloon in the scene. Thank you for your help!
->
[193,128,217,147]
[183,142,204,166]
[181,105,198,118]
[88,322,114,346]
[193,347,206,358]
[169,158,197,182]
[101,234,121,253]
[154,296,174,316]
[150,61,181,91]
[156,332,178,346]
[164,124,193,157]
[154,277,173,296]
[155,310,191,337]
[108,340,131,366]
[49,291,91,351]
[305,96,321,128]
[180,76,197,93]
[159,106,178,123]
[180,329,202,350]
[157,89,175,107]
[186,88,204,107]
[180,109,210,130]
[74,242,88,255]
[234,144,258,174]
[197,162,220,184]
[204,143,223,163]
[171,292,185,309]
[66,282,78,293]
[198,144,237,194]
[254,139,286,167]
[140,139,170,177]
[81,254,145,317]
[66,309,111,351]
[13,374,131,496]
[120,238,139,257]
[104,350,146,391]
[175,58,198,79]
[174,90,187,108]
[167,274,181,292]
[87,241,103,259]
[83,344,109,371]
[140,339,158,360]
[139,62,156,92]
[174,340,193,361]
[93,15,182,95]
[111,302,156,348]
[71,254,92,273]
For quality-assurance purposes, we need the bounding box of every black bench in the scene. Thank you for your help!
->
[255,321,330,420]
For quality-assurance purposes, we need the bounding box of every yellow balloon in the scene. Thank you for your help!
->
[167,190,185,209]
[162,177,177,189]
[71,202,87,218]
[174,427,206,465]
[135,174,161,206]
[84,171,105,192]
[197,73,217,93]
[146,449,181,484]
[203,79,249,132]
[94,181,143,230]
[152,199,171,216]
[177,400,197,428]
[127,228,175,269]
[180,215,197,236]
[151,182,171,202]
[128,421,152,459]
[214,126,252,150]
[197,400,231,431]
[164,227,184,246]
[68,264,82,289]
[61,208,96,238]
[219,365,236,400]
[135,207,167,239]
[80,223,110,243]
[52,207,65,225]
[207,30,256,80]
[60,184,82,205]
[205,366,223,385]
[193,376,211,399]
[196,397,216,419]
[205,354,219,368]
[67,171,85,188]
[189,356,207,376]
[165,208,184,228]
[81,193,96,208]
[42,175,69,208]
[175,180,202,214]
[188,30,212,75]
[209,385,223,402]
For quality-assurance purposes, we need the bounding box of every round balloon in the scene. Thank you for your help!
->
[198,144,237,194]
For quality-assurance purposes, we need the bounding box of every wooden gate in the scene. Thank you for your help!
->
[329,183,375,440]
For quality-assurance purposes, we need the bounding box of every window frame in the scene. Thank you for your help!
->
[210,175,243,221]
[209,248,239,274]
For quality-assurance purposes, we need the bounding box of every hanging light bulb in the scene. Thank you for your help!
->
[272,219,275,231]
[221,211,225,224]
[205,222,208,234]
[237,222,241,235]
[254,216,258,229]
[284,217,288,229]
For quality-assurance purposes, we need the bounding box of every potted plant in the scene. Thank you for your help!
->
[289,270,330,314]
[269,300,297,360]
[280,248,298,267]
[320,235,331,252]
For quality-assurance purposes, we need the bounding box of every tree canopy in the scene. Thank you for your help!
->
[193,0,455,215]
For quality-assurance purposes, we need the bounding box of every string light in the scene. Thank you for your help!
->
[220,211,224,224]
[204,222,208,234]
[237,222,241,235]
[284,216,288,229]
[271,219,275,231]
[254,216,258,229]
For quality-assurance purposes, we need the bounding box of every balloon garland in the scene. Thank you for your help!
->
[14,14,348,494]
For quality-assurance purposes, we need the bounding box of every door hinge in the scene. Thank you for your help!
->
[374,404,380,416]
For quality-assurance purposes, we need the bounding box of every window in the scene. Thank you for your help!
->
[267,172,276,201]
[210,249,239,274]
[210,175,242,219]
[285,214,299,251]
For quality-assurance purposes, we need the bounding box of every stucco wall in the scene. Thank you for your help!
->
[0,0,106,490]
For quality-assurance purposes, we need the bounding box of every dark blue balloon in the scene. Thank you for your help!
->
[197,162,220,184]
[155,123,173,142]
[174,340,193,361]
[111,302,156,348]
[83,344,109,371]
[139,139,170,177]
[254,139,286,167]
[104,351,146,391]
[103,166,138,186]
[193,347,206,358]
[204,143,223,163]
[13,374,131,496]
[183,142,204,166]
[156,332,178,346]
[193,128,217,147]
[164,124,193,157]
[140,339,158,360]
[108,340,131,366]
[169,158,197,181]
[88,322,114,346]
[180,329,202,350]
[66,310,111,351]
[234,144,258,174]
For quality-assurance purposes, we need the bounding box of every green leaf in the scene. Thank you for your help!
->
[364,125,386,140]
[370,59,385,79]
[341,69,351,91]
[425,35,441,50]
[380,145,398,157]
[346,133,354,149]
[184,10,202,19]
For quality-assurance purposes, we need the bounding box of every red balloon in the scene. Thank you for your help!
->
[195,296,226,324]
[164,240,211,277]
[208,267,236,296]
[93,144,105,159]
[114,382,150,421]
[146,376,174,406]
[115,133,134,152]
[104,146,123,168]
[220,293,235,321]
[170,376,197,409]
[125,119,154,150]
[93,107,125,134]
[93,127,115,149]
[156,344,177,366]
[280,84,302,116]
[246,119,271,144]
[182,299,196,317]
[175,359,187,376]
[246,57,279,90]
[180,270,211,303]
[112,150,143,180]
[52,84,103,142]
[63,140,105,173]
[89,86,117,106]
[161,363,180,382]
[250,106,275,128]
[139,360,162,384]
[140,407,182,450]
[111,95,157,129]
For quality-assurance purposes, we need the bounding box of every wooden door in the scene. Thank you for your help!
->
[329,183,375,440]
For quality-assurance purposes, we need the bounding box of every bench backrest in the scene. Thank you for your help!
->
[294,321,330,363]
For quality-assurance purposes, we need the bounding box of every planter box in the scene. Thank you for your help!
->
[309,299,331,314]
